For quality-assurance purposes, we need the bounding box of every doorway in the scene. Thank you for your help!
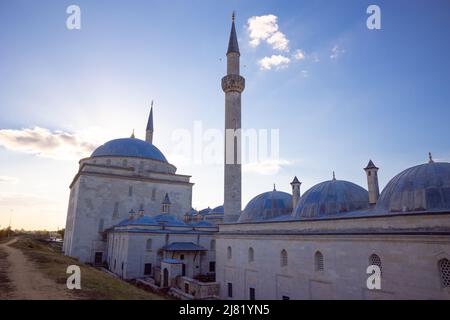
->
[94,252,103,265]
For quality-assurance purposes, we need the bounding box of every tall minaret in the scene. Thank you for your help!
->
[146,101,154,144]
[222,12,245,222]
[364,160,380,206]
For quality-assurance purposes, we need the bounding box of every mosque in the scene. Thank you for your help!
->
[63,15,450,300]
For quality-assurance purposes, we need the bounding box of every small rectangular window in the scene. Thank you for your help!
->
[144,263,152,276]
[228,283,233,298]
[128,186,133,197]
[249,287,255,300]
[209,261,216,272]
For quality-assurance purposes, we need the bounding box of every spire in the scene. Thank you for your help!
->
[428,152,434,163]
[290,176,301,185]
[130,129,135,138]
[146,101,154,131]
[227,11,240,55]
[364,159,379,170]
[145,101,154,144]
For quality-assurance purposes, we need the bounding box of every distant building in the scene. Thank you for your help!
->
[63,15,450,300]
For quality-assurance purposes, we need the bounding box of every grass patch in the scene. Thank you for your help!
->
[0,248,13,298]
[12,237,168,300]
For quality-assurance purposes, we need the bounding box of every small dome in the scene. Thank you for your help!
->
[198,207,212,216]
[239,190,292,222]
[154,214,187,226]
[185,208,198,216]
[91,138,167,162]
[294,180,369,219]
[376,162,450,213]
[117,215,158,227]
[210,205,224,215]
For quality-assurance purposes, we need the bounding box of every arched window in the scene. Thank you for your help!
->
[315,251,324,271]
[227,246,232,260]
[210,240,216,251]
[280,249,288,267]
[146,239,152,251]
[439,258,450,288]
[369,254,382,274]
[248,247,254,263]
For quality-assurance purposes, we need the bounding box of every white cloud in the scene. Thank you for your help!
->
[0,127,98,160]
[293,49,306,61]
[0,176,19,184]
[247,15,289,51]
[243,159,291,175]
[330,45,345,59]
[258,55,291,70]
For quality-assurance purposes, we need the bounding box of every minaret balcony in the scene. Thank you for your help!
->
[221,74,245,93]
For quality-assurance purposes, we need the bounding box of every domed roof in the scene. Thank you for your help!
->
[293,179,369,219]
[376,162,450,213]
[210,205,224,215]
[198,207,212,215]
[239,190,292,222]
[154,213,187,226]
[117,215,158,227]
[91,138,167,162]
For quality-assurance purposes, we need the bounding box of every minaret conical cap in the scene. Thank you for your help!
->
[227,11,240,55]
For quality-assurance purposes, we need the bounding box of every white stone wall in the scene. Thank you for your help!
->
[63,155,193,263]
[216,213,450,300]
[106,230,217,280]
[216,233,450,300]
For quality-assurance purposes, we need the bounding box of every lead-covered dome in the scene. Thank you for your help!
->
[294,180,369,218]
[239,189,292,222]
[376,162,450,213]
[91,138,167,162]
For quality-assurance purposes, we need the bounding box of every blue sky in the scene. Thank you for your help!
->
[1,0,450,229]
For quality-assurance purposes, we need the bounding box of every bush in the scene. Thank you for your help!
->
[0,227,15,239]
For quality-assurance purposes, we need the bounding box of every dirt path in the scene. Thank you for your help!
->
[0,238,75,300]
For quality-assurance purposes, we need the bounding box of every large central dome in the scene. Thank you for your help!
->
[91,138,167,162]
[376,162,450,213]
[293,179,369,219]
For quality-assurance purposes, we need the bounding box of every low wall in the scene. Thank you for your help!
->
[176,276,220,300]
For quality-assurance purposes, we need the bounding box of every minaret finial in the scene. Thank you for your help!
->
[232,10,236,22]
[429,152,434,163]
[332,171,336,180]
[227,11,240,55]
[273,183,276,191]
[131,129,135,138]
